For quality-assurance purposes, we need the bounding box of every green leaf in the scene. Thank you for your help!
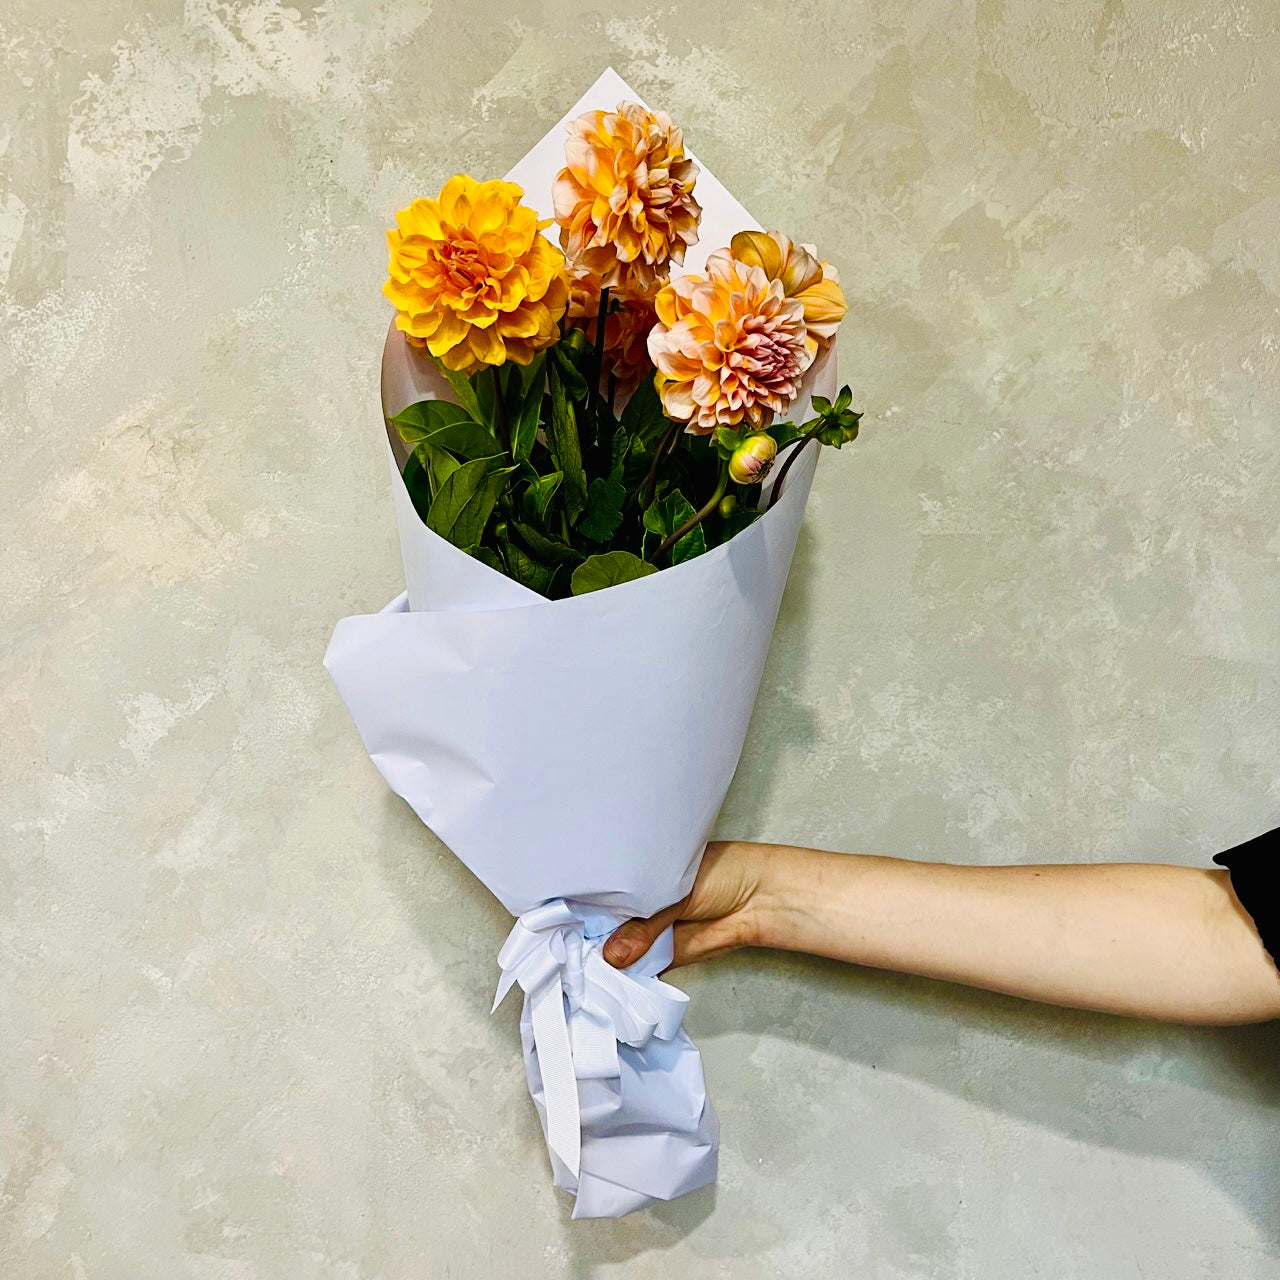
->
[546,362,588,522]
[570,550,658,595]
[511,521,584,566]
[511,353,547,461]
[520,470,562,524]
[578,474,626,542]
[498,528,557,596]
[391,401,502,460]
[411,441,460,498]
[472,545,505,573]
[816,409,862,449]
[401,444,434,523]
[643,489,706,565]
[768,421,805,450]
[431,360,488,425]
[551,343,590,401]
[426,457,514,549]
[712,426,748,459]
[619,373,669,449]
[721,504,763,542]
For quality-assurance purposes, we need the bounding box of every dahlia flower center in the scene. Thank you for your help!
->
[436,235,500,303]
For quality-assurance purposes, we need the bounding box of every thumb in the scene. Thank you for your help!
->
[603,898,687,969]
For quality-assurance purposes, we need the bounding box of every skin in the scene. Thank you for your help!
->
[602,841,1280,1026]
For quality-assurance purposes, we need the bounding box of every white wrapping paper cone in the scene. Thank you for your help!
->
[324,67,837,1216]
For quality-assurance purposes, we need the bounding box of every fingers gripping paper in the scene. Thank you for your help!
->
[324,68,834,1218]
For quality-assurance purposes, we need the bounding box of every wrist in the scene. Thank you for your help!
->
[744,842,826,952]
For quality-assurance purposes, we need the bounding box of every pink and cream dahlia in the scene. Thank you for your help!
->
[647,248,813,433]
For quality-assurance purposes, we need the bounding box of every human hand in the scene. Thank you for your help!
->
[603,840,774,970]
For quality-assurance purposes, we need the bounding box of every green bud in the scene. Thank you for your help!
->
[718,494,738,519]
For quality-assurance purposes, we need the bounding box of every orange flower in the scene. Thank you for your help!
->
[384,175,570,375]
[647,249,813,433]
[567,271,659,397]
[553,101,701,293]
[729,230,847,357]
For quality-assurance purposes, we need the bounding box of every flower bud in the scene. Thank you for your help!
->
[728,433,778,486]
[718,494,738,519]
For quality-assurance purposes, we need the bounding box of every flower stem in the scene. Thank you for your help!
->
[659,462,728,556]
[635,420,682,513]
[491,366,510,456]
[766,427,823,510]
[589,286,610,452]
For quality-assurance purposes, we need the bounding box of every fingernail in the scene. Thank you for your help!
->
[605,935,637,967]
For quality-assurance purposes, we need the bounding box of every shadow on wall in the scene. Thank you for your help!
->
[688,950,1280,1245]
[374,786,1279,1265]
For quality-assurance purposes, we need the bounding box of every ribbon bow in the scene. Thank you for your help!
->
[492,899,689,1179]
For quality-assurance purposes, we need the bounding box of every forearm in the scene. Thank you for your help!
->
[749,844,1280,1025]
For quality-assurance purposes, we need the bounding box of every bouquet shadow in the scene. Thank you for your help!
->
[685,948,1280,1246]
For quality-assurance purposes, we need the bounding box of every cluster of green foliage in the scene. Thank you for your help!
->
[391,321,860,599]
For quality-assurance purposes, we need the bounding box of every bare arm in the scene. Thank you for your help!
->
[603,841,1280,1026]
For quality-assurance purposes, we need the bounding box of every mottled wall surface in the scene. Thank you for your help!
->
[2,1,1278,1275]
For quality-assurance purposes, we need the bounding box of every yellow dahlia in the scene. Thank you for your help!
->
[567,270,659,397]
[647,248,814,433]
[729,229,847,358]
[553,101,701,293]
[384,175,570,375]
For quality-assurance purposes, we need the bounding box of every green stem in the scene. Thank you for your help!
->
[634,420,682,513]
[491,366,511,456]
[659,462,728,556]
[589,287,610,453]
[766,426,823,510]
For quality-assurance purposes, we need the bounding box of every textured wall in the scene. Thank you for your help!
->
[3,1,1278,1276]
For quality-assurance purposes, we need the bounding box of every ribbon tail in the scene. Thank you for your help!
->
[528,973,581,1180]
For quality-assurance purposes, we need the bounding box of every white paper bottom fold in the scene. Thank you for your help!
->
[498,901,718,1218]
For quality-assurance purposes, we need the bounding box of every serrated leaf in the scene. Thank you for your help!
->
[578,473,626,542]
[426,457,514,549]
[570,550,658,595]
[642,488,706,565]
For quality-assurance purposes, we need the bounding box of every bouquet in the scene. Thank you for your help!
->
[325,69,863,1218]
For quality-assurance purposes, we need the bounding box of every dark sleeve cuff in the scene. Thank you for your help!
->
[1213,826,1279,971]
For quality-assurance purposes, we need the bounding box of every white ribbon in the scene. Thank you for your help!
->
[492,899,689,1180]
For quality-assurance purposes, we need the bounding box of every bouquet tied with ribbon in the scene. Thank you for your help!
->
[324,69,863,1217]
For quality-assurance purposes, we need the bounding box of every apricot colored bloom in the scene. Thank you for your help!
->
[553,101,701,293]
[647,248,813,434]
[729,230,847,358]
[567,271,659,397]
[384,175,570,375]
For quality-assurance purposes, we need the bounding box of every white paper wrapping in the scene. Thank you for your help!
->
[323,68,835,1217]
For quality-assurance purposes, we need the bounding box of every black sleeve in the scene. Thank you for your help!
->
[1213,825,1279,970]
